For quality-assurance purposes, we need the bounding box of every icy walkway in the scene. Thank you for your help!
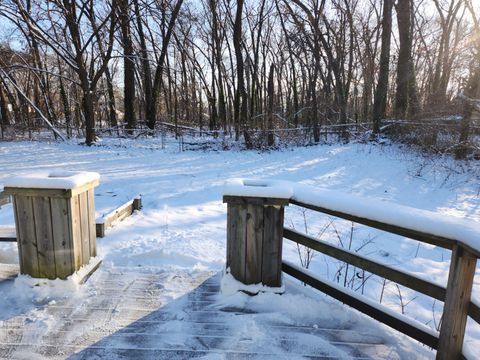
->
[0,264,414,360]
[0,265,422,360]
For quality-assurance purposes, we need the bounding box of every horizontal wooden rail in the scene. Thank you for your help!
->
[284,227,480,329]
[96,196,142,237]
[286,198,478,359]
[0,196,142,241]
[282,261,439,349]
[224,188,478,359]
[469,301,480,324]
[284,227,446,301]
[0,192,10,208]
[290,199,480,258]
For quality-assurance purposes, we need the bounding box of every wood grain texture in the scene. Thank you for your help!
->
[96,196,142,237]
[12,198,23,270]
[4,180,98,199]
[223,196,289,206]
[245,204,263,284]
[70,179,100,197]
[290,199,466,254]
[282,261,439,349]
[14,196,40,277]
[96,223,105,238]
[284,227,446,301]
[104,202,134,229]
[32,196,56,279]
[4,187,70,198]
[133,196,142,210]
[0,191,10,207]
[228,204,247,282]
[262,206,284,287]
[50,197,74,279]
[79,192,91,264]
[469,301,480,325]
[70,195,83,270]
[87,190,97,257]
[436,245,477,360]
[226,203,234,271]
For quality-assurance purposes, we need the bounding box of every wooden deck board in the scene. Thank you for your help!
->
[0,264,401,359]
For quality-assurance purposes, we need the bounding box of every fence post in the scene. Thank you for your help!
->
[4,171,100,280]
[223,196,288,289]
[436,244,477,359]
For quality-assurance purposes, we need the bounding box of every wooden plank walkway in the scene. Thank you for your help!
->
[0,265,403,359]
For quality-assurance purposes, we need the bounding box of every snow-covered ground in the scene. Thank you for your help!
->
[0,135,479,357]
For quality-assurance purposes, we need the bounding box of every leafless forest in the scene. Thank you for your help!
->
[0,0,479,156]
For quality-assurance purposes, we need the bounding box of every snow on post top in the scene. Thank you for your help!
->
[4,170,100,190]
[223,178,294,199]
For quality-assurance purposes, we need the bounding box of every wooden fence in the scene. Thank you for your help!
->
[224,192,479,360]
[0,191,10,208]
[95,196,142,237]
[0,195,142,242]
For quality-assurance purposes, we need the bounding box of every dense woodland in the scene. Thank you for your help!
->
[0,0,479,156]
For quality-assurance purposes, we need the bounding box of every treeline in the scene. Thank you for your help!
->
[0,0,479,150]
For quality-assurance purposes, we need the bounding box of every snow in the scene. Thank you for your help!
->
[283,260,440,338]
[96,197,139,224]
[224,179,480,253]
[4,170,100,190]
[221,268,285,295]
[223,178,293,199]
[12,257,101,303]
[0,136,480,357]
[293,184,480,253]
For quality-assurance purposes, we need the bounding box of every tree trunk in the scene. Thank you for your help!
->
[119,0,136,132]
[372,0,393,134]
[395,0,417,119]
[233,0,251,148]
[150,0,184,130]
[267,63,275,147]
[104,68,118,128]
[82,90,96,145]
[133,0,153,131]
[0,80,9,138]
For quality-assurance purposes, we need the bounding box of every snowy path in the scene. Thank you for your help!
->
[0,264,408,359]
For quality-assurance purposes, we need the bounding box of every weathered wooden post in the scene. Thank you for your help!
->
[436,244,477,360]
[4,171,100,280]
[223,180,291,289]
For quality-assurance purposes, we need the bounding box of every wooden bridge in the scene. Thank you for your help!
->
[1,179,479,359]
[0,264,412,359]
[223,179,480,360]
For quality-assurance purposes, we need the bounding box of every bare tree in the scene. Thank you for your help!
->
[395,0,418,119]
[372,0,393,133]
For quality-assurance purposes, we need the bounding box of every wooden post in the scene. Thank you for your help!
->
[223,196,288,289]
[436,244,477,360]
[4,173,99,280]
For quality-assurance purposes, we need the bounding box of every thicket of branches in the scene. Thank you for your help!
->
[0,0,479,156]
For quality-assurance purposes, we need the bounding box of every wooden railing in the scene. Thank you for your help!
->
[95,196,142,237]
[0,195,142,241]
[0,191,10,208]
[283,199,479,360]
[224,187,479,360]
